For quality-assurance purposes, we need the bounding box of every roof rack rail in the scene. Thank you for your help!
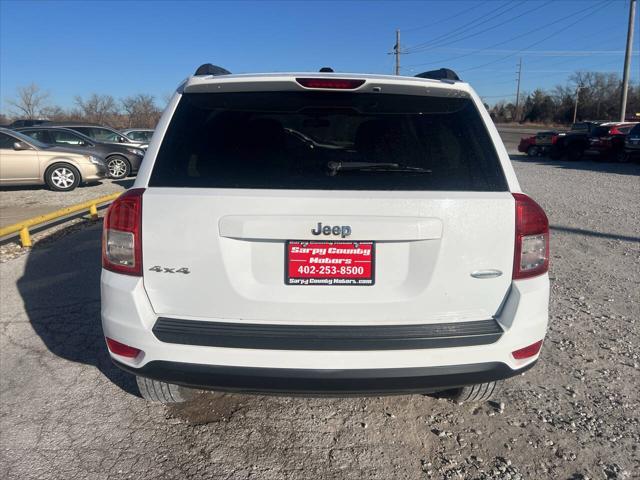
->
[194,64,231,76]
[415,68,460,81]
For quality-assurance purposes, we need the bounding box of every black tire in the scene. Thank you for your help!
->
[136,376,194,403]
[566,145,583,161]
[450,380,501,403]
[526,146,540,157]
[616,151,629,163]
[45,163,81,191]
[106,155,131,179]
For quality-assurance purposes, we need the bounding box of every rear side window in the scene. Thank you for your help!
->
[75,127,121,142]
[22,130,49,143]
[150,91,507,191]
[50,130,85,145]
[128,131,152,141]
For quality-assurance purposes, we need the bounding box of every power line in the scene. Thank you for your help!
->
[403,1,517,54]
[461,1,613,72]
[413,48,633,58]
[519,21,626,68]
[406,0,610,69]
[403,1,485,33]
[406,0,551,56]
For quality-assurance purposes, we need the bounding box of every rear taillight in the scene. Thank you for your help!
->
[105,337,142,358]
[512,340,543,359]
[296,78,365,89]
[102,188,145,276]
[551,135,558,145]
[513,193,549,280]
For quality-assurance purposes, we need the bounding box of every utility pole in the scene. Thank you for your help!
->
[514,58,522,122]
[573,86,583,124]
[394,29,401,75]
[620,0,636,121]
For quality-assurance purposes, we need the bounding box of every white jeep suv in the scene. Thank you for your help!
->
[101,65,549,403]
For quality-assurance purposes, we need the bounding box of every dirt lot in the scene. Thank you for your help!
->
[0,154,639,479]
[0,178,132,228]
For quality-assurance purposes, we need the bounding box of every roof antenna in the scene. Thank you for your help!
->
[319,67,334,73]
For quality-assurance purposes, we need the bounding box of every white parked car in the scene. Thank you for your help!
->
[101,65,549,404]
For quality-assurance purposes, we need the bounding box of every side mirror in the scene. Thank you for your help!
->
[118,136,126,143]
[13,141,31,151]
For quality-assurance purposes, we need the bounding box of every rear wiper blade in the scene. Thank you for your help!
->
[327,161,431,176]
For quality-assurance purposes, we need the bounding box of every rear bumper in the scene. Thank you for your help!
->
[151,317,504,350]
[126,154,144,172]
[114,359,536,395]
[101,271,549,393]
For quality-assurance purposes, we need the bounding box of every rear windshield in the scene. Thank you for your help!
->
[150,91,507,191]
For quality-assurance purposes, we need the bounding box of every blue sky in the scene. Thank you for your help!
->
[0,0,637,112]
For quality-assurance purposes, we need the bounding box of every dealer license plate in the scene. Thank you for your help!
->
[285,241,375,286]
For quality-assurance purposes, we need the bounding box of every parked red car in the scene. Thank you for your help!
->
[518,131,558,157]
[583,123,638,162]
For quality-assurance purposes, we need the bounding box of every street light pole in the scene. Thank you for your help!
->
[394,29,401,75]
[620,0,636,121]
[573,86,583,124]
[514,58,522,122]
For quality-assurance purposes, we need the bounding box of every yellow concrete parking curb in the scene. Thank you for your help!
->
[0,192,121,247]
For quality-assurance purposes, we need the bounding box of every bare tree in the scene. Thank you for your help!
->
[74,94,118,124]
[120,94,160,128]
[40,105,68,121]
[162,92,173,108]
[6,83,50,118]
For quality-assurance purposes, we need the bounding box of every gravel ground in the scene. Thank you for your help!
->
[0,178,131,228]
[0,155,638,480]
[0,178,130,262]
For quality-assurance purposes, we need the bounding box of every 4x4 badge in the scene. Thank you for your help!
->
[149,266,190,274]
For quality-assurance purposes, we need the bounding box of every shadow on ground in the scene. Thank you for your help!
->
[550,225,640,243]
[510,153,640,176]
[15,222,138,396]
[112,179,135,189]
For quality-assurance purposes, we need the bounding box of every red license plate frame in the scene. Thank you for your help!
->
[285,241,375,286]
